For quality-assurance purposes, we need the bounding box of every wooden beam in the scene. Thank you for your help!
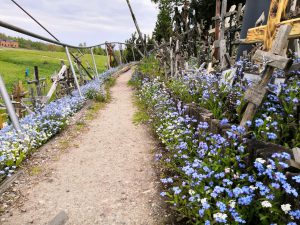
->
[245,18,300,43]
[253,50,293,70]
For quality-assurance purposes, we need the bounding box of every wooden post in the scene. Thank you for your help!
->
[119,44,123,65]
[131,46,136,61]
[214,0,221,58]
[34,66,41,96]
[105,45,111,69]
[45,65,67,103]
[12,81,27,118]
[175,40,180,77]
[26,66,46,97]
[240,25,292,127]
[170,37,174,77]
[125,0,146,53]
[0,113,5,129]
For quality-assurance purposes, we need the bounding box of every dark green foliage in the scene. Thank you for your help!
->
[153,2,173,42]
[152,0,246,28]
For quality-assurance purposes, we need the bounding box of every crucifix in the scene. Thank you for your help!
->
[240,24,293,127]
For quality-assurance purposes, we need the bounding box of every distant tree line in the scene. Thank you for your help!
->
[0,33,106,55]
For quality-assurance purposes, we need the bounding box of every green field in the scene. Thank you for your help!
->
[0,47,107,92]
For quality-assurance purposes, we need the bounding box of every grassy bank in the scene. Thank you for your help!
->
[0,48,107,92]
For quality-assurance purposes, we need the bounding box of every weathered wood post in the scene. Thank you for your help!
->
[12,81,27,118]
[131,45,136,61]
[65,47,83,97]
[27,66,45,97]
[45,65,67,103]
[119,44,123,65]
[0,75,22,132]
[240,25,293,127]
[0,113,5,129]
[90,47,99,77]
[125,0,146,54]
[105,44,111,69]
[175,40,180,77]
[170,37,174,77]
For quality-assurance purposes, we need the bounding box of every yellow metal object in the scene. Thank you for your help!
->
[244,0,300,49]
[264,0,289,50]
[245,18,300,43]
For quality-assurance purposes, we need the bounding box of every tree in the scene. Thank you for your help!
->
[151,0,246,27]
[153,2,173,43]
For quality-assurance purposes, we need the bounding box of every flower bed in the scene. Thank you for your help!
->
[0,68,118,181]
[132,60,300,224]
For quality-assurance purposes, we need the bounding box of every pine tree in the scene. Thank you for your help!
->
[153,2,173,43]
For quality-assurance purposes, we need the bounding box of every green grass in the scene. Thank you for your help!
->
[0,47,107,92]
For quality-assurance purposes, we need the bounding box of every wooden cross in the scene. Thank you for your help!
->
[45,65,67,104]
[245,0,300,48]
[240,24,293,127]
[27,66,46,97]
[12,81,27,118]
[106,43,121,66]
[211,0,233,70]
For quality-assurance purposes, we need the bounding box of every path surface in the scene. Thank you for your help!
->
[2,70,163,225]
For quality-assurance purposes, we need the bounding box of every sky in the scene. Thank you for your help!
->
[0,0,158,46]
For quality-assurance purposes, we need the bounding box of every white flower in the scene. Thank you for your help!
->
[229,200,236,208]
[267,165,273,169]
[255,158,266,164]
[200,198,207,204]
[213,212,228,220]
[261,201,272,208]
[225,168,231,173]
[281,204,291,214]
[250,185,258,190]
[189,190,195,196]
[233,173,240,179]
[266,116,272,122]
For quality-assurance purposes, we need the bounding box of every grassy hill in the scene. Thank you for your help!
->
[0,48,107,92]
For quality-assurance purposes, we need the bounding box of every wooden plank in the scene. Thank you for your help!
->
[0,171,24,195]
[240,25,292,127]
[293,148,300,164]
[245,18,300,43]
[244,86,267,106]
[253,49,293,70]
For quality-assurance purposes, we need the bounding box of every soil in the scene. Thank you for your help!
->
[0,70,171,225]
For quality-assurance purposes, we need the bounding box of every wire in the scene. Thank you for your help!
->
[10,0,60,42]
[7,1,142,49]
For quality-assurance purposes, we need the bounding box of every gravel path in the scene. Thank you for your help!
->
[1,70,163,225]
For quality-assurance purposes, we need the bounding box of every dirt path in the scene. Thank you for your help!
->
[1,70,164,225]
